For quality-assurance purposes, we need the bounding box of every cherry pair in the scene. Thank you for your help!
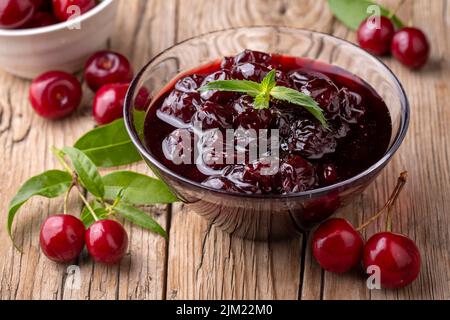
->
[311,172,421,289]
[29,50,133,124]
[357,17,430,69]
[40,214,128,264]
[0,0,97,29]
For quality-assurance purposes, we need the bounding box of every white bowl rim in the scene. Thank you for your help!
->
[0,0,114,37]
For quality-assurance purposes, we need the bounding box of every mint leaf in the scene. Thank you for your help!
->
[198,80,261,97]
[115,203,168,240]
[328,0,404,30]
[102,171,178,205]
[8,170,72,245]
[74,118,142,168]
[254,92,270,110]
[270,86,329,128]
[260,69,277,92]
[62,147,105,198]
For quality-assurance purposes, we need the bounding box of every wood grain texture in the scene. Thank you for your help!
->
[0,0,449,300]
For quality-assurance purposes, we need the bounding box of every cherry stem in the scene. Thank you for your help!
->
[385,171,408,231]
[75,182,99,222]
[356,171,408,231]
[51,146,99,222]
[63,182,74,215]
[388,0,406,18]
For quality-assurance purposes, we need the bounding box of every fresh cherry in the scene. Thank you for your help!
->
[0,0,39,29]
[29,70,82,119]
[51,0,95,21]
[85,219,128,264]
[84,50,134,92]
[357,16,395,56]
[391,27,430,69]
[312,218,364,273]
[22,10,58,28]
[93,83,128,125]
[40,214,85,263]
[363,232,421,288]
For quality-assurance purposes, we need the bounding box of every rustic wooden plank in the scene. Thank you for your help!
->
[168,0,450,300]
[0,61,93,300]
[301,0,450,300]
[62,0,177,300]
[166,0,336,300]
[0,0,449,301]
[0,0,176,300]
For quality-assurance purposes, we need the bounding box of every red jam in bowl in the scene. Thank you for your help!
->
[144,50,392,195]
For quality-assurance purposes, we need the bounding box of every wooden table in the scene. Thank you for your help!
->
[0,0,449,300]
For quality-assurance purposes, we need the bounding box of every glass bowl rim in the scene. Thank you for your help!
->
[124,26,410,200]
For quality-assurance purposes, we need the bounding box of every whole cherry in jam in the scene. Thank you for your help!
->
[391,27,430,69]
[93,83,128,125]
[84,50,134,92]
[29,70,82,119]
[51,0,96,21]
[85,219,128,264]
[0,0,39,29]
[363,232,421,288]
[312,218,364,273]
[357,16,395,56]
[40,214,85,263]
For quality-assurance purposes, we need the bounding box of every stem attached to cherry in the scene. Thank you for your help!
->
[51,146,99,222]
[356,171,408,232]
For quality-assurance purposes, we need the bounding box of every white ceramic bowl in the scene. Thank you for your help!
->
[0,0,118,79]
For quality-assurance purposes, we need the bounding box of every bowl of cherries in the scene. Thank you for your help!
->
[0,0,118,78]
[124,27,410,242]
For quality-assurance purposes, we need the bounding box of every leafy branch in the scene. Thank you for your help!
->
[7,123,178,249]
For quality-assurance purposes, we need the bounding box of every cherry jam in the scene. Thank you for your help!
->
[144,50,392,195]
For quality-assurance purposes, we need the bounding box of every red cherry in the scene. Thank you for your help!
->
[0,0,39,29]
[93,83,128,125]
[391,27,430,69]
[39,214,85,263]
[85,219,128,264]
[84,50,133,92]
[51,0,95,22]
[363,232,421,288]
[22,11,58,28]
[357,16,395,56]
[312,218,364,273]
[29,71,82,119]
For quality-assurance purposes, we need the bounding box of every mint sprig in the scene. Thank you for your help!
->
[199,69,328,128]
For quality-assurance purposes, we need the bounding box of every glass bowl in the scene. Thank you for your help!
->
[124,27,409,240]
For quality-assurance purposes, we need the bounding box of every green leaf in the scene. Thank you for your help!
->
[103,171,178,205]
[327,0,405,30]
[254,92,270,110]
[62,147,105,198]
[7,170,72,243]
[270,86,329,128]
[115,203,168,240]
[80,202,108,228]
[198,80,262,97]
[74,118,142,168]
[260,69,277,92]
